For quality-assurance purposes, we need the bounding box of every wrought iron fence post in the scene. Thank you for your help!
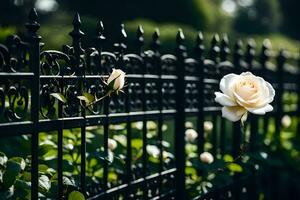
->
[232,40,243,158]
[259,40,271,137]
[232,40,244,200]
[195,32,205,155]
[245,39,259,151]
[209,34,219,156]
[275,49,286,146]
[175,29,187,200]
[69,12,87,195]
[219,35,230,155]
[25,8,41,200]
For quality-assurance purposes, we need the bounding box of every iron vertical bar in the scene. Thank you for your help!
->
[209,34,220,156]
[174,29,186,200]
[95,20,109,191]
[25,8,41,200]
[69,12,86,195]
[275,49,286,146]
[195,32,205,155]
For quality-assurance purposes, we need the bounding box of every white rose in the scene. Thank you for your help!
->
[204,121,213,132]
[215,72,275,122]
[281,115,292,128]
[107,68,126,92]
[108,138,117,151]
[185,121,194,129]
[200,152,214,164]
[185,129,198,142]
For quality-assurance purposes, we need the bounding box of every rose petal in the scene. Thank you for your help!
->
[214,92,237,106]
[240,71,254,77]
[265,81,275,103]
[220,73,239,98]
[247,104,273,115]
[221,106,247,122]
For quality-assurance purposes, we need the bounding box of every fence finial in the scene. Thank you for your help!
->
[277,48,287,67]
[96,21,105,39]
[69,12,85,39]
[176,29,187,59]
[95,20,106,47]
[120,24,127,42]
[25,8,40,38]
[196,32,205,58]
[245,39,256,68]
[151,28,160,52]
[114,24,127,55]
[176,28,185,45]
[220,34,230,61]
[260,39,272,69]
[136,25,144,54]
[209,34,219,61]
[233,39,243,72]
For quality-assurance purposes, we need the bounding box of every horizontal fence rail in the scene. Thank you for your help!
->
[0,8,300,200]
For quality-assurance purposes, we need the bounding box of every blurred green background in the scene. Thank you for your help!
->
[0,0,299,52]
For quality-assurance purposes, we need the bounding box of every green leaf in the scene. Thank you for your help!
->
[68,191,85,200]
[50,93,67,103]
[77,92,95,103]
[131,139,143,150]
[38,175,51,192]
[0,186,14,199]
[63,176,75,186]
[42,149,57,161]
[0,152,7,166]
[227,163,243,173]
[9,157,26,170]
[113,135,127,147]
[39,141,57,157]
[108,172,118,182]
[15,179,31,190]
[223,154,234,163]
[2,160,22,189]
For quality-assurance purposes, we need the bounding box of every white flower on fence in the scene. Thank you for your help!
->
[204,121,213,132]
[108,138,117,151]
[215,72,275,122]
[185,121,194,129]
[200,152,214,164]
[107,68,126,93]
[185,129,198,142]
[281,115,292,128]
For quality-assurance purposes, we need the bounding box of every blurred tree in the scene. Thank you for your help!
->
[0,0,35,26]
[234,0,282,34]
[279,0,300,40]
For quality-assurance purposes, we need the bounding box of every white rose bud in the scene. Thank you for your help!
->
[185,129,198,142]
[281,115,292,128]
[185,121,194,129]
[200,152,214,164]
[107,68,126,92]
[108,138,117,151]
[215,72,275,122]
[204,121,213,132]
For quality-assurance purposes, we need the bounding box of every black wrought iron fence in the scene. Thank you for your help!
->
[0,8,300,200]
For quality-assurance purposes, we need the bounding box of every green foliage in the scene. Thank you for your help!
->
[234,0,282,34]
[68,191,85,200]
[125,19,299,54]
[192,0,232,32]
[279,0,300,40]
[50,93,67,103]
[0,26,16,43]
